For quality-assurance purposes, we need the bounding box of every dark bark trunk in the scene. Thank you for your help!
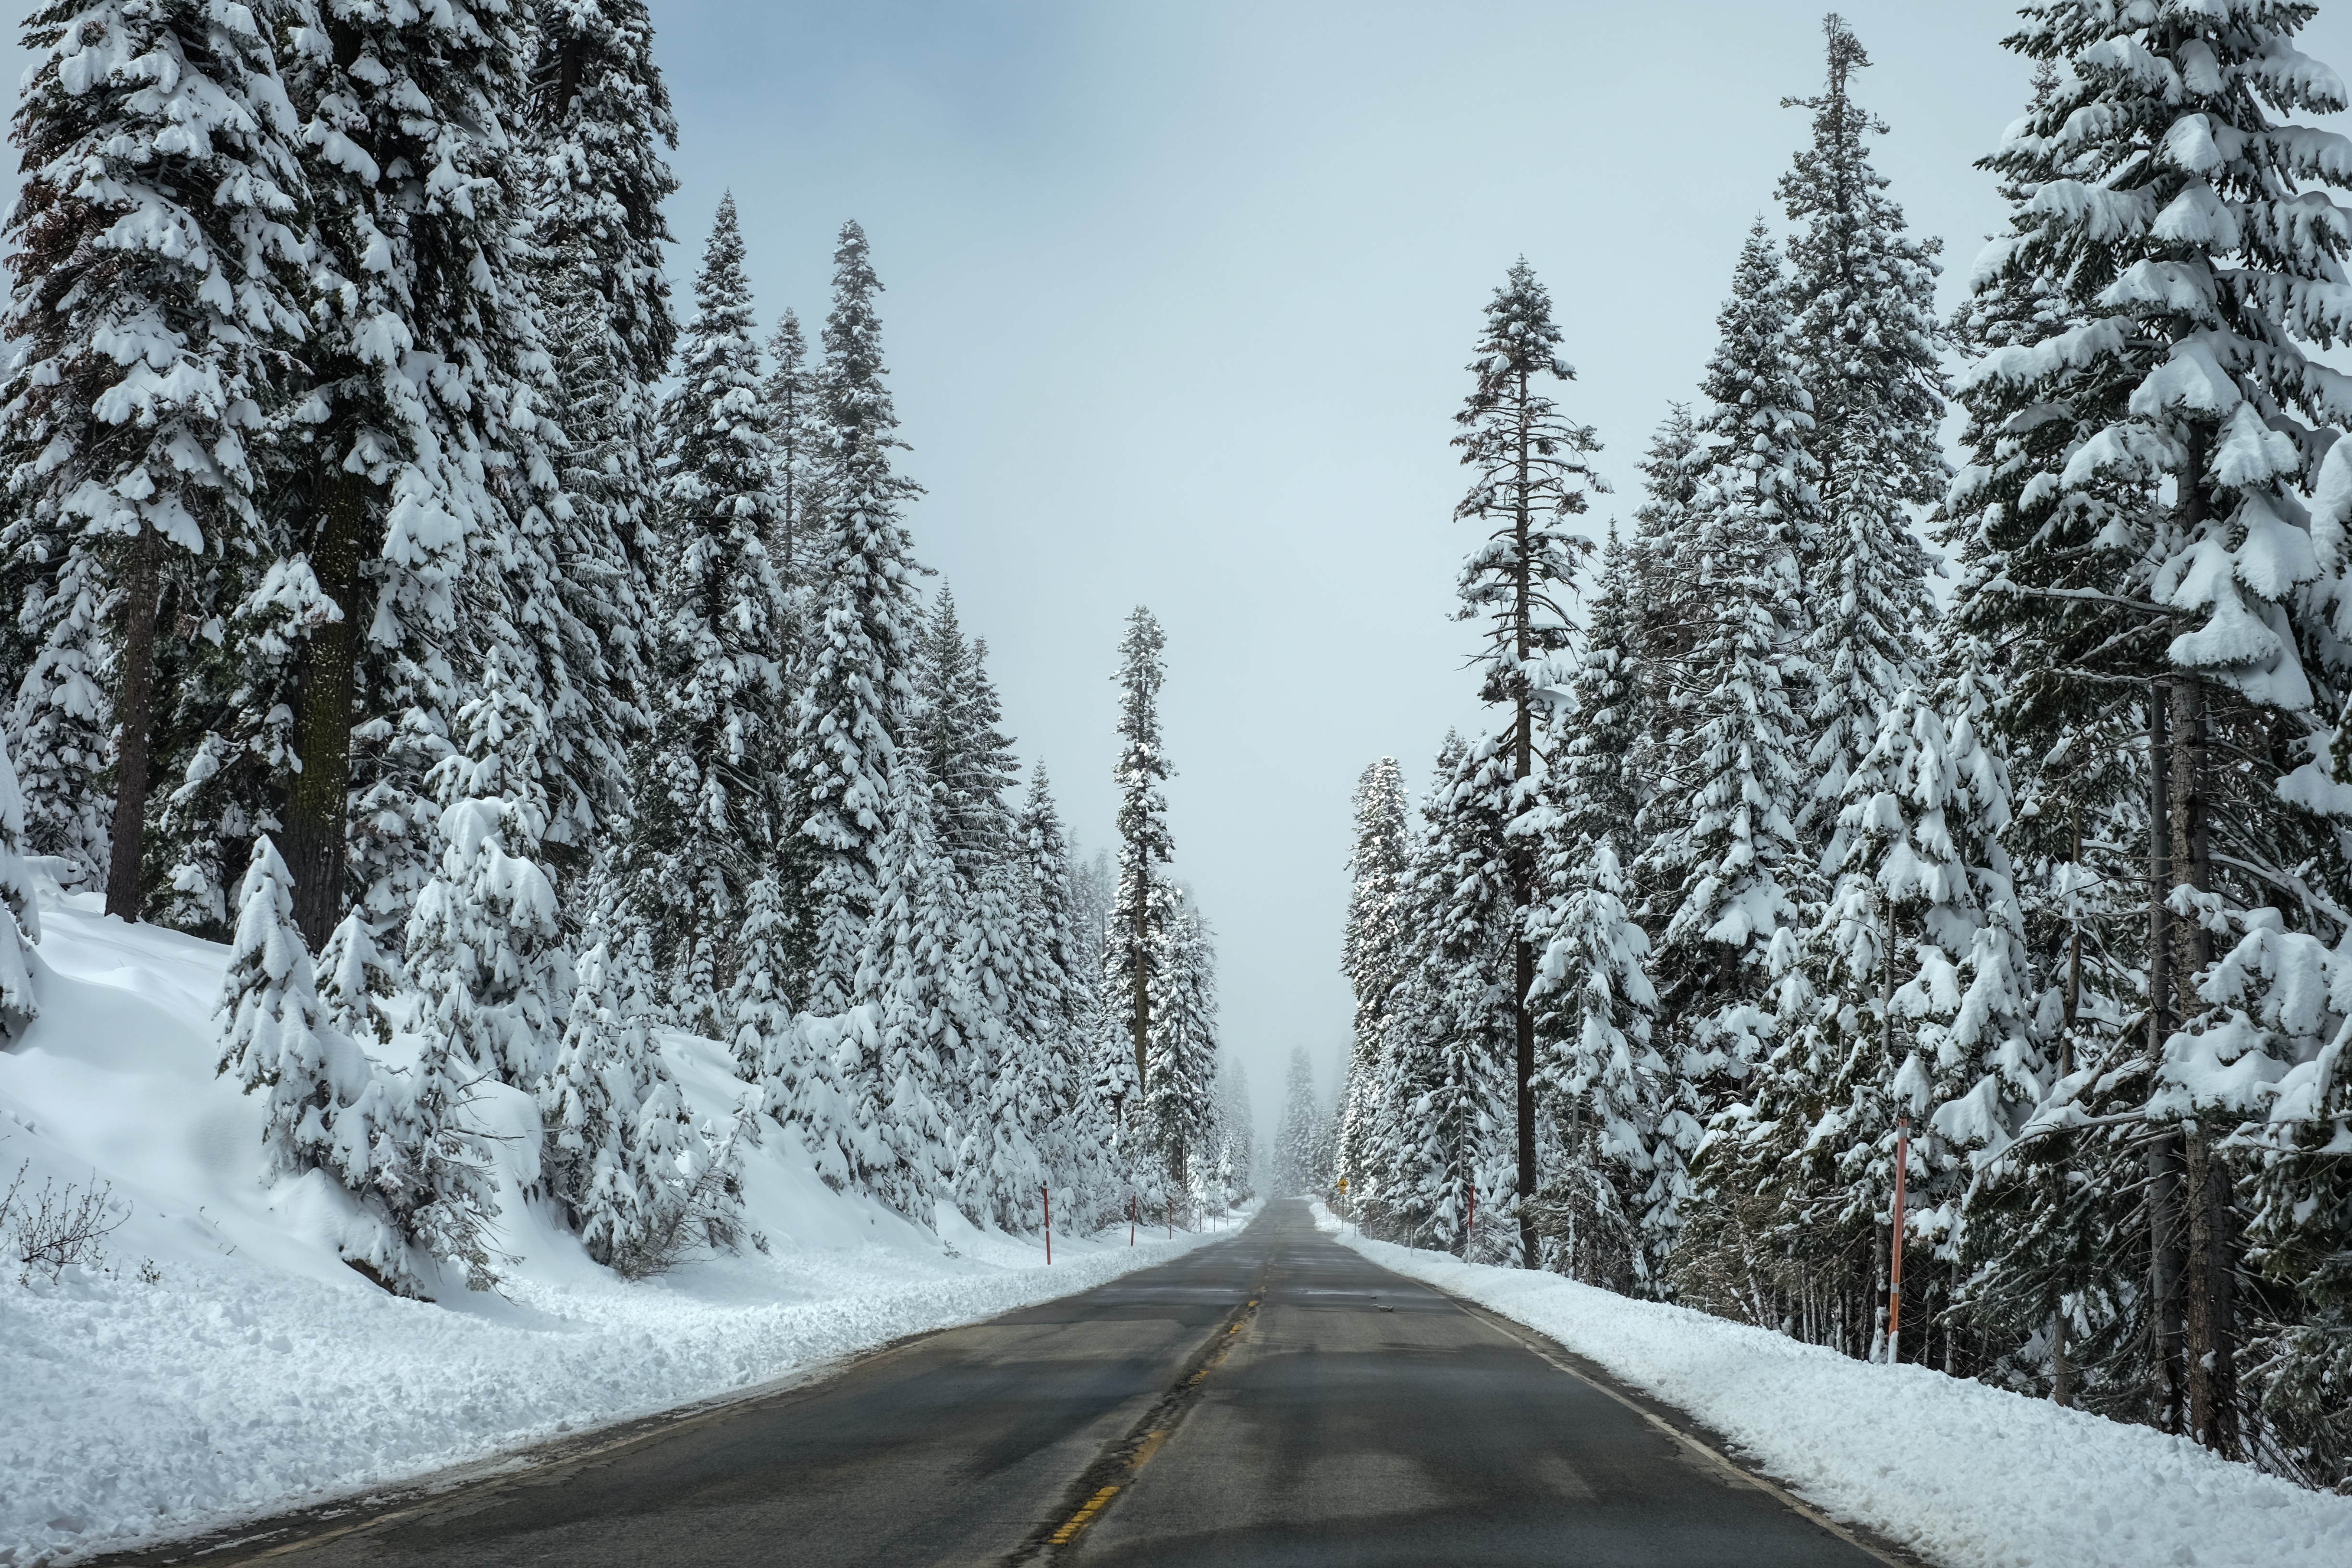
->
[278,468,368,949]
[2168,673,2239,1455]
[1512,369,1538,1271]
[104,525,164,921]
[2147,682,2187,1432]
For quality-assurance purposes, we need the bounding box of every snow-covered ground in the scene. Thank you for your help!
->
[1314,1204,2352,1568]
[0,888,1211,1568]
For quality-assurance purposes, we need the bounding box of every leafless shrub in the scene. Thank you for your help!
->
[2,1161,130,1284]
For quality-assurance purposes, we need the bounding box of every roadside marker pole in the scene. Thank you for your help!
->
[1044,1183,1052,1266]
[1887,1117,1910,1361]
[1129,1194,1136,1246]
[1167,1192,1173,1239]
[1465,1181,1476,1262]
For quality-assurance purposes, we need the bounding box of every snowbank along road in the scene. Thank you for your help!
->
[105,1200,1898,1567]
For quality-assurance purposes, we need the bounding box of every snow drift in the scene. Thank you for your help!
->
[1316,1206,2352,1568]
[0,886,1206,1567]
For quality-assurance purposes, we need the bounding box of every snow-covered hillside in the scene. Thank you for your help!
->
[0,884,1209,1568]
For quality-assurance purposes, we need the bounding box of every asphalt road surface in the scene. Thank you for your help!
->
[146,1202,1895,1567]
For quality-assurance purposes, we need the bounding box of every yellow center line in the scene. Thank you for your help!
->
[1047,1485,1121,1545]
[1130,1429,1171,1470]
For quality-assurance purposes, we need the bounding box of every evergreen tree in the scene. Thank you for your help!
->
[1641,220,1817,1116]
[1104,607,1173,1143]
[1549,529,1647,861]
[763,310,816,588]
[1527,838,1684,1293]
[271,0,564,945]
[545,935,695,1272]
[1363,732,1513,1253]
[0,730,36,1035]
[1951,0,2352,1457]
[726,873,798,1088]
[1145,886,1219,1197]
[1337,757,1409,1192]
[847,755,960,1220]
[317,910,397,1047]
[792,221,925,1016]
[520,0,681,882]
[913,587,1019,882]
[1778,16,1945,840]
[0,0,307,911]
[1274,1044,1320,1196]
[214,838,376,1178]
[627,195,787,1030]
[1451,257,1605,1266]
[404,792,568,1097]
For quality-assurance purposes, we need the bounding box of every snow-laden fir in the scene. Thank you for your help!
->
[1333,5,2352,1497]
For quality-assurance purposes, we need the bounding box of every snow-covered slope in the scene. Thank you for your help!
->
[1315,1206,2352,1568]
[0,887,1208,1568]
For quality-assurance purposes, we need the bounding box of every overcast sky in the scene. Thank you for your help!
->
[16,3,2352,1145]
[652,0,2352,1139]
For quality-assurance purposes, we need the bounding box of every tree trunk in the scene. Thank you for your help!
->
[2147,682,2187,1432]
[277,468,368,949]
[103,525,164,921]
[1130,874,1151,1127]
[2168,674,2239,1455]
[1512,370,1538,1270]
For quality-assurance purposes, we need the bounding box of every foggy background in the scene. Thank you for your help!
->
[12,2,2352,1149]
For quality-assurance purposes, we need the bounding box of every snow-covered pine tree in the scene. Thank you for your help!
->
[405,779,567,1103]
[1008,765,1103,1202]
[1451,257,1605,1267]
[913,586,1019,882]
[0,730,40,1036]
[626,195,787,1032]
[1777,16,1945,843]
[1938,53,2156,1418]
[1337,757,1409,1193]
[1548,528,1647,863]
[1363,731,1514,1254]
[726,873,798,1092]
[212,833,484,1292]
[1640,220,1818,1135]
[317,910,397,1047]
[0,0,307,912]
[545,934,695,1272]
[1526,540,1682,1291]
[791,221,926,1017]
[216,836,377,1176]
[1720,642,2044,1362]
[953,854,1052,1232]
[1526,839,1682,1294]
[1273,1045,1319,1197]
[520,0,680,884]
[1103,607,1173,1143]
[842,753,959,1220]
[763,310,815,588]
[1950,0,2352,1457]
[1213,1055,1255,1206]
[1145,886,1219,1198]
[272,0,564,946]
